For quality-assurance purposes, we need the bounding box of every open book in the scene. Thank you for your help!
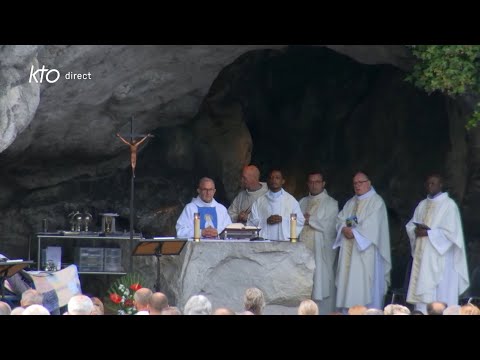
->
[220,223,260,240]
[413,222,431,230]
[225,223,259,230]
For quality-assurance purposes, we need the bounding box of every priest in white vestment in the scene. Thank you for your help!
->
[176,177,232,239]
[334,172,391,311]
[248,169,304,241]
[299,172,339,314]
[228,165,268,224]
[405,174,469,314]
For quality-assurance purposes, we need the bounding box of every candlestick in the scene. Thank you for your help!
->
[290,213,297,242]
[194,212,201,242]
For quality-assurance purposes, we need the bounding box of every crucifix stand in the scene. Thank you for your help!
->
[132,238,188,292]
[116,116,153,272]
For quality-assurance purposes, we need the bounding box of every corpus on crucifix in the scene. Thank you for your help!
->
[116,133,153,177]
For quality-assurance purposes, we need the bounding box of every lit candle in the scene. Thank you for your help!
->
[194,213,201,241]
[290,213,297,242]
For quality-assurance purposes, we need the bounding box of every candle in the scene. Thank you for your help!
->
[290,213,297,242]
[194,213,201,241]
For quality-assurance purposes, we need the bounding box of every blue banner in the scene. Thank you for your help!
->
[197,206,217,229]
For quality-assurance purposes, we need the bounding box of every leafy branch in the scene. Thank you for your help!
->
[405,45,480,129]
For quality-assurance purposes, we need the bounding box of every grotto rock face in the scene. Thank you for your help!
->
[0,45,285,189]
[325,45,414,71]
[0,45,478,298]
[0,45,40,153]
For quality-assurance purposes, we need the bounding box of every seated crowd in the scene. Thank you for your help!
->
[1,283,479,315]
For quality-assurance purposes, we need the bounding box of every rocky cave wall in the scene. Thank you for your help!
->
[0,44,478,296]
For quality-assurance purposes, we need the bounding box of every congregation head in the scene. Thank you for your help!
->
[134,287,153,311]
[213,307,236,315]
[347,304,367,315]
[297,299,319,315]
[67,294,94,315]
[90,296,105,315]
[149,292,169,314]
[0,301,11,315]
[243,287,265,315]
[426,301,447,315]
[383,304,410,315]
[184,294,212,315]
[460,303,480,315]
[10,307,25,315]
[363,308,384,315]
[160,306,182,315]
[22,304,50,315]
[21,289,43,308]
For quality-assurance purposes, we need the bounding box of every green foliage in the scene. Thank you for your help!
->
[406,45,480,129]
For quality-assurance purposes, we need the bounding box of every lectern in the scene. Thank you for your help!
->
[132,238,188,292]
[0,260,34,300]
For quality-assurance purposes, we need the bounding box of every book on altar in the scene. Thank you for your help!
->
[225,223,259,230]
[413,222,431,230]
[219,223,260,240]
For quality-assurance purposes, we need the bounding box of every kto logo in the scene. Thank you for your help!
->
[29,65,60,83]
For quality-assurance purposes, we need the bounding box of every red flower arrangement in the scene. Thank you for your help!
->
[106,273,144,315]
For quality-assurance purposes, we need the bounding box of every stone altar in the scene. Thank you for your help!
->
[135,240,315,315]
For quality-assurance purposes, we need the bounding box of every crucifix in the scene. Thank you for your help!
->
[116,116,154,271]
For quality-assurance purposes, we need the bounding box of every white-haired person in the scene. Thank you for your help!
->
[383,303,411,315]
[67,295,94,315]
[184,295,212,315]
[297,299,319,315]
[22,304,50,315]
[10,307,25,315]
